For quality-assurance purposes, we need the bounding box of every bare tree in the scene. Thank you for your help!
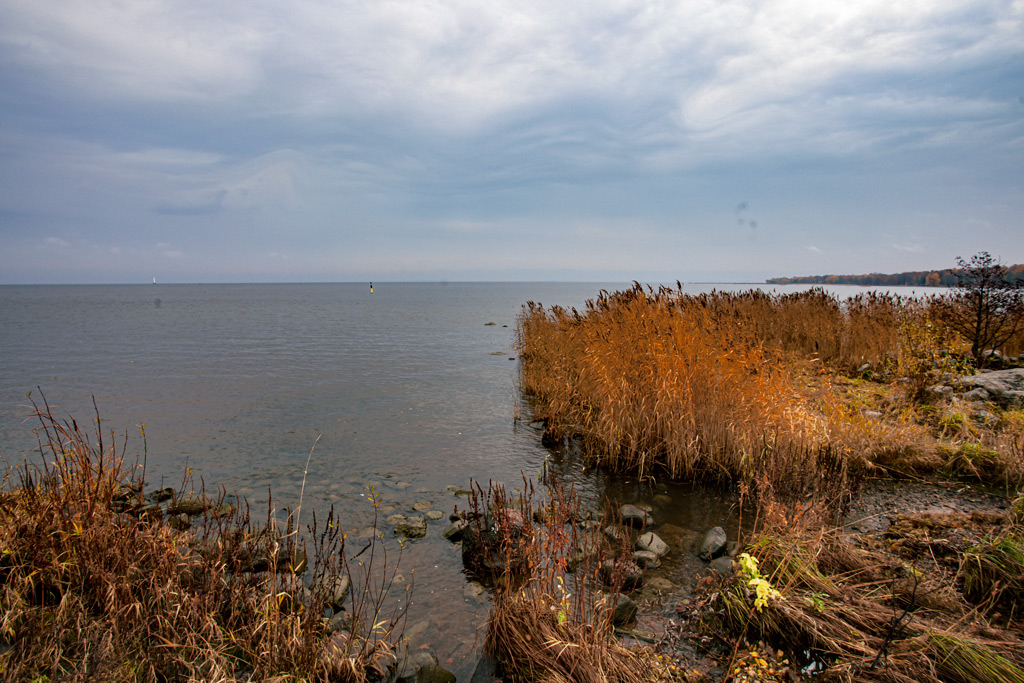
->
[940,252,1024,366]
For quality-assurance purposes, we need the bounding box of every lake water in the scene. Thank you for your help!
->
[0,281,926,677]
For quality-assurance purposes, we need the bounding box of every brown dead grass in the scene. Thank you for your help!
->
[0,401,405,682]
[714,503,1024,683]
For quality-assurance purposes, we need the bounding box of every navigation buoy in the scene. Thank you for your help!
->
[370,282,374,293]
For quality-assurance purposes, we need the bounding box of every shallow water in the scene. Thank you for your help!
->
[0,281,916,678]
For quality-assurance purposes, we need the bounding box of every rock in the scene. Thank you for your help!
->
[136,502,163,520]
[605,593,637,626]
[711,556,735,575]
[386,514,408,526]
[653,494,672,507]
[168,495,211,516]
[395,650,456,683]
[928,384,954,398]
[395,516,427,539]
[645,577,675,592]
[601,559,644,591]
[464,580,488,604]
[698,526,728,561]
[424,510,445,521]
[312,574,351,610]
[208,503,235,519]
[604,524,632,545]
[620,504,653,529]
[963,387,991,402]
[412,501,433,512]
[442,519,469,541]
[167,513,191,530]
[470,654,499,683]
[567,533,606,573]
[541,427,563,448]
[857,363,872,374]
[328,611,349,633]
[635,531,669,558]
[147,487,175,502]
[972,410,997,425]
[632,550,661,569]
[461,515,528,580]
[959,368,1024,407]
[286,549,307,575]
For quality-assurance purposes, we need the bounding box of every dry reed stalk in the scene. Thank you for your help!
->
[469,478,658,683]
[0,400,405,682]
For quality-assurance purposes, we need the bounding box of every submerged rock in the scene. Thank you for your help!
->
[395,516,427,539]
[168,495,211,516]
[395,650,456,683]
[620,504,653,529]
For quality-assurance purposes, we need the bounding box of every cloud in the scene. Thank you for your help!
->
[1,0,1022,283]
[805,246,823,254]
[891,242,925,254]
[44,236,70,247]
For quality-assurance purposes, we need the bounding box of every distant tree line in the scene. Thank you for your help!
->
[768,263,1024,287]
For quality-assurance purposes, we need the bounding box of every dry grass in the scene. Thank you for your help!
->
[516,285,947,501]
[712,503,1024,683]
[0,400,406,682]
[467,479,660,683]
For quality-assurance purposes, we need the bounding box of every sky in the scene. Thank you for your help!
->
[0,0,1022,284]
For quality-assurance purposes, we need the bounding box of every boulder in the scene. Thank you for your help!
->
[698,526,728,561]
[958,368,1024,407]
[635,531,669,558]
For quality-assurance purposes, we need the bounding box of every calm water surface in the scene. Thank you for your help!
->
[0,281,915,677]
